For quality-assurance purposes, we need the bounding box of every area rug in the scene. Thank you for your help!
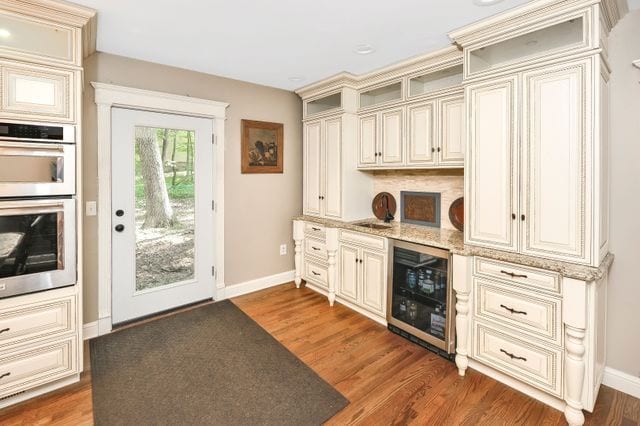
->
[90,300,348,425]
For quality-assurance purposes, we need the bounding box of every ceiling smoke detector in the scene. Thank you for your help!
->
[354,44,376,55]
[473,0,505,6]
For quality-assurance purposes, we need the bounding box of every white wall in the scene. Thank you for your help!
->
[607,9,640,378]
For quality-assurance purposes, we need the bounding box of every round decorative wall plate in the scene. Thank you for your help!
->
[372,192,397,221]
[448,197,464,232]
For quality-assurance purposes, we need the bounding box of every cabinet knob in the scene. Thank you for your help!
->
[378,152,382,156]
[374,152,378,157]
[512,213,516,220]
[437,147,441,152]
[359,259,363,264]
[431,147,435,153]
[521,214,526,221]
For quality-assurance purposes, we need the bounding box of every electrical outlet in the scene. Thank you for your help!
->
[85,201,97,216]
[280,244,287,256]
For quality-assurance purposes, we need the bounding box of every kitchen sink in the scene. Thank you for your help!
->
[353,222,392,230]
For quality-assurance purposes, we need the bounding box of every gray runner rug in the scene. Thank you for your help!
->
[90,300,348,425]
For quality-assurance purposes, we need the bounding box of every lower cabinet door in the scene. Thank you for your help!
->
[338,245,359,304]
[0,337,77,398]
[361,249,386,316]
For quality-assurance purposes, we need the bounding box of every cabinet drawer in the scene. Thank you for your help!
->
[304,237,327,261]
[475,279,561,345]
[474,257,561,294]
[0,296,75,349]
[1,63,75,122]
[303,260,328,289]
[0,337,76,398]
[304,222,326,239]
[340,230,386,251]
[473,322,562,397]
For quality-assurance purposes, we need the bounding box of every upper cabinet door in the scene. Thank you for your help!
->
[380,108,404,165]
[323,117,342,219]
[407,102,436,166]
[466,76,519,252]
[1,63,74,122]
[338,244,360,304]
[438,94,465,166]
[358,114,378,167]
[361,249,386,316]
[520,59,590,263]
[303,121,323,216]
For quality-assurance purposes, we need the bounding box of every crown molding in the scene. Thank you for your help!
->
[295,45,462,100]
[0,0,97,57]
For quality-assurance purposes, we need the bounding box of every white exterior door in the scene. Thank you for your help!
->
[407,102,436,166]
[466,76,519,252]
[361,249,386,316]
[359,114,378,167]
[439,94,465,165]
[324,117,342,218]
[303,120,323,216]
[111,108,215,324]
[338,245,359,304]
[380,108,404,165]
[521,60,589,263]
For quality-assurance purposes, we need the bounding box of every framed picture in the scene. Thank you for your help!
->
[241,119,284,174]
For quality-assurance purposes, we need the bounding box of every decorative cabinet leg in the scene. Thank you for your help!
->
[293,221,304,288]
[564,325,586,426]
[326,228,339,306]
[455,289,470,376]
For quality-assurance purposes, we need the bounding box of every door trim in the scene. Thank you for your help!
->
[93,82,228,336]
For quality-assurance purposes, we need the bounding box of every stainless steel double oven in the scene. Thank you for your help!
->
[0,121,76,298]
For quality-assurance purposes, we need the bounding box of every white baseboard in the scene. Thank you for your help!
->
[603,366,640,399]
[222,270,295,299]
[83,321,99,340]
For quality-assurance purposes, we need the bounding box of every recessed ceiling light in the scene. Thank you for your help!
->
[354,44,375,55]
[0,29,11,38]
[473,0,504,6]
[288,76,305,83]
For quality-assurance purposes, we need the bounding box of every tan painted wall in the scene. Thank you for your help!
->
[607,9,640,377]
[82,52,302,323]
[371,170,464,231]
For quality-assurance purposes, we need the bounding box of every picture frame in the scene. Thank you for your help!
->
[241,119,284,174]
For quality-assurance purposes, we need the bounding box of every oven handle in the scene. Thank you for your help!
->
[0,141,66,157]
[0,203,65,216]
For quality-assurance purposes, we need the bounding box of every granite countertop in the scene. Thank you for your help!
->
[293,215,613,282]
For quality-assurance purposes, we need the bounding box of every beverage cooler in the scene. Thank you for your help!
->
[387,240,455,356]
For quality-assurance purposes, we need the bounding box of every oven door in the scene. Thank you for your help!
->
[0,198,76,298]
[0,141,75,197]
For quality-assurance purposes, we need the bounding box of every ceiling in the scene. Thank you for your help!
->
[73,0,635,91]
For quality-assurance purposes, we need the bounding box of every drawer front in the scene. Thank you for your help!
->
[475,279,562,345]
[473,322,562,397]
[304,222,326,239]
[0,337,77,398]
[474,257,561,294]
[339,230,386,251]
[303,260,328,289]
[304,237,327,261]
[1,63,75,122]
[0,296,75,349]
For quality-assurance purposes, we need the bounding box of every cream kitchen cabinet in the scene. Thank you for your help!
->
[465,57,602,266]
[406,92,464,167]
[0,61,76,123]
[358,107,404,167]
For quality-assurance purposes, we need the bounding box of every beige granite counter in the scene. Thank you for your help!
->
[293,215,613,282]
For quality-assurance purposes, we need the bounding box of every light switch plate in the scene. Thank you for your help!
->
[86,201,97,216]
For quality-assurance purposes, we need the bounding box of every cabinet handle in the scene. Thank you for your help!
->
[521,214,526,221]
[500,349,527,362]
[0,372,10,380]
[0,328,9,334]
[500,270,528,279]
[500,304,527,315]
[311,227,321,231]
[311,246,321,251]
[311,270,321,276]
[512,213,516,220]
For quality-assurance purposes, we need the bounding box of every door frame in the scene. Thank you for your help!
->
[93,82,228,335]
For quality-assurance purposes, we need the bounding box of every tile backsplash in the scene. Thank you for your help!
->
[372,169,464,231]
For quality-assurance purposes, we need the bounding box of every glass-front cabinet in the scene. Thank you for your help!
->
[387,240,455,354]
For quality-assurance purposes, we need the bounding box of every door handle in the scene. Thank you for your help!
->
[114,224,125,232]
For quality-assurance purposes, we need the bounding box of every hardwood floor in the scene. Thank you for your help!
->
[0,282,638,425]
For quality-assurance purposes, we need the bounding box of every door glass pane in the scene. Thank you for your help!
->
[134,127,195,291]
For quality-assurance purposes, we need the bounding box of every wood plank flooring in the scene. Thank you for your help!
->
[0,282,638,425]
